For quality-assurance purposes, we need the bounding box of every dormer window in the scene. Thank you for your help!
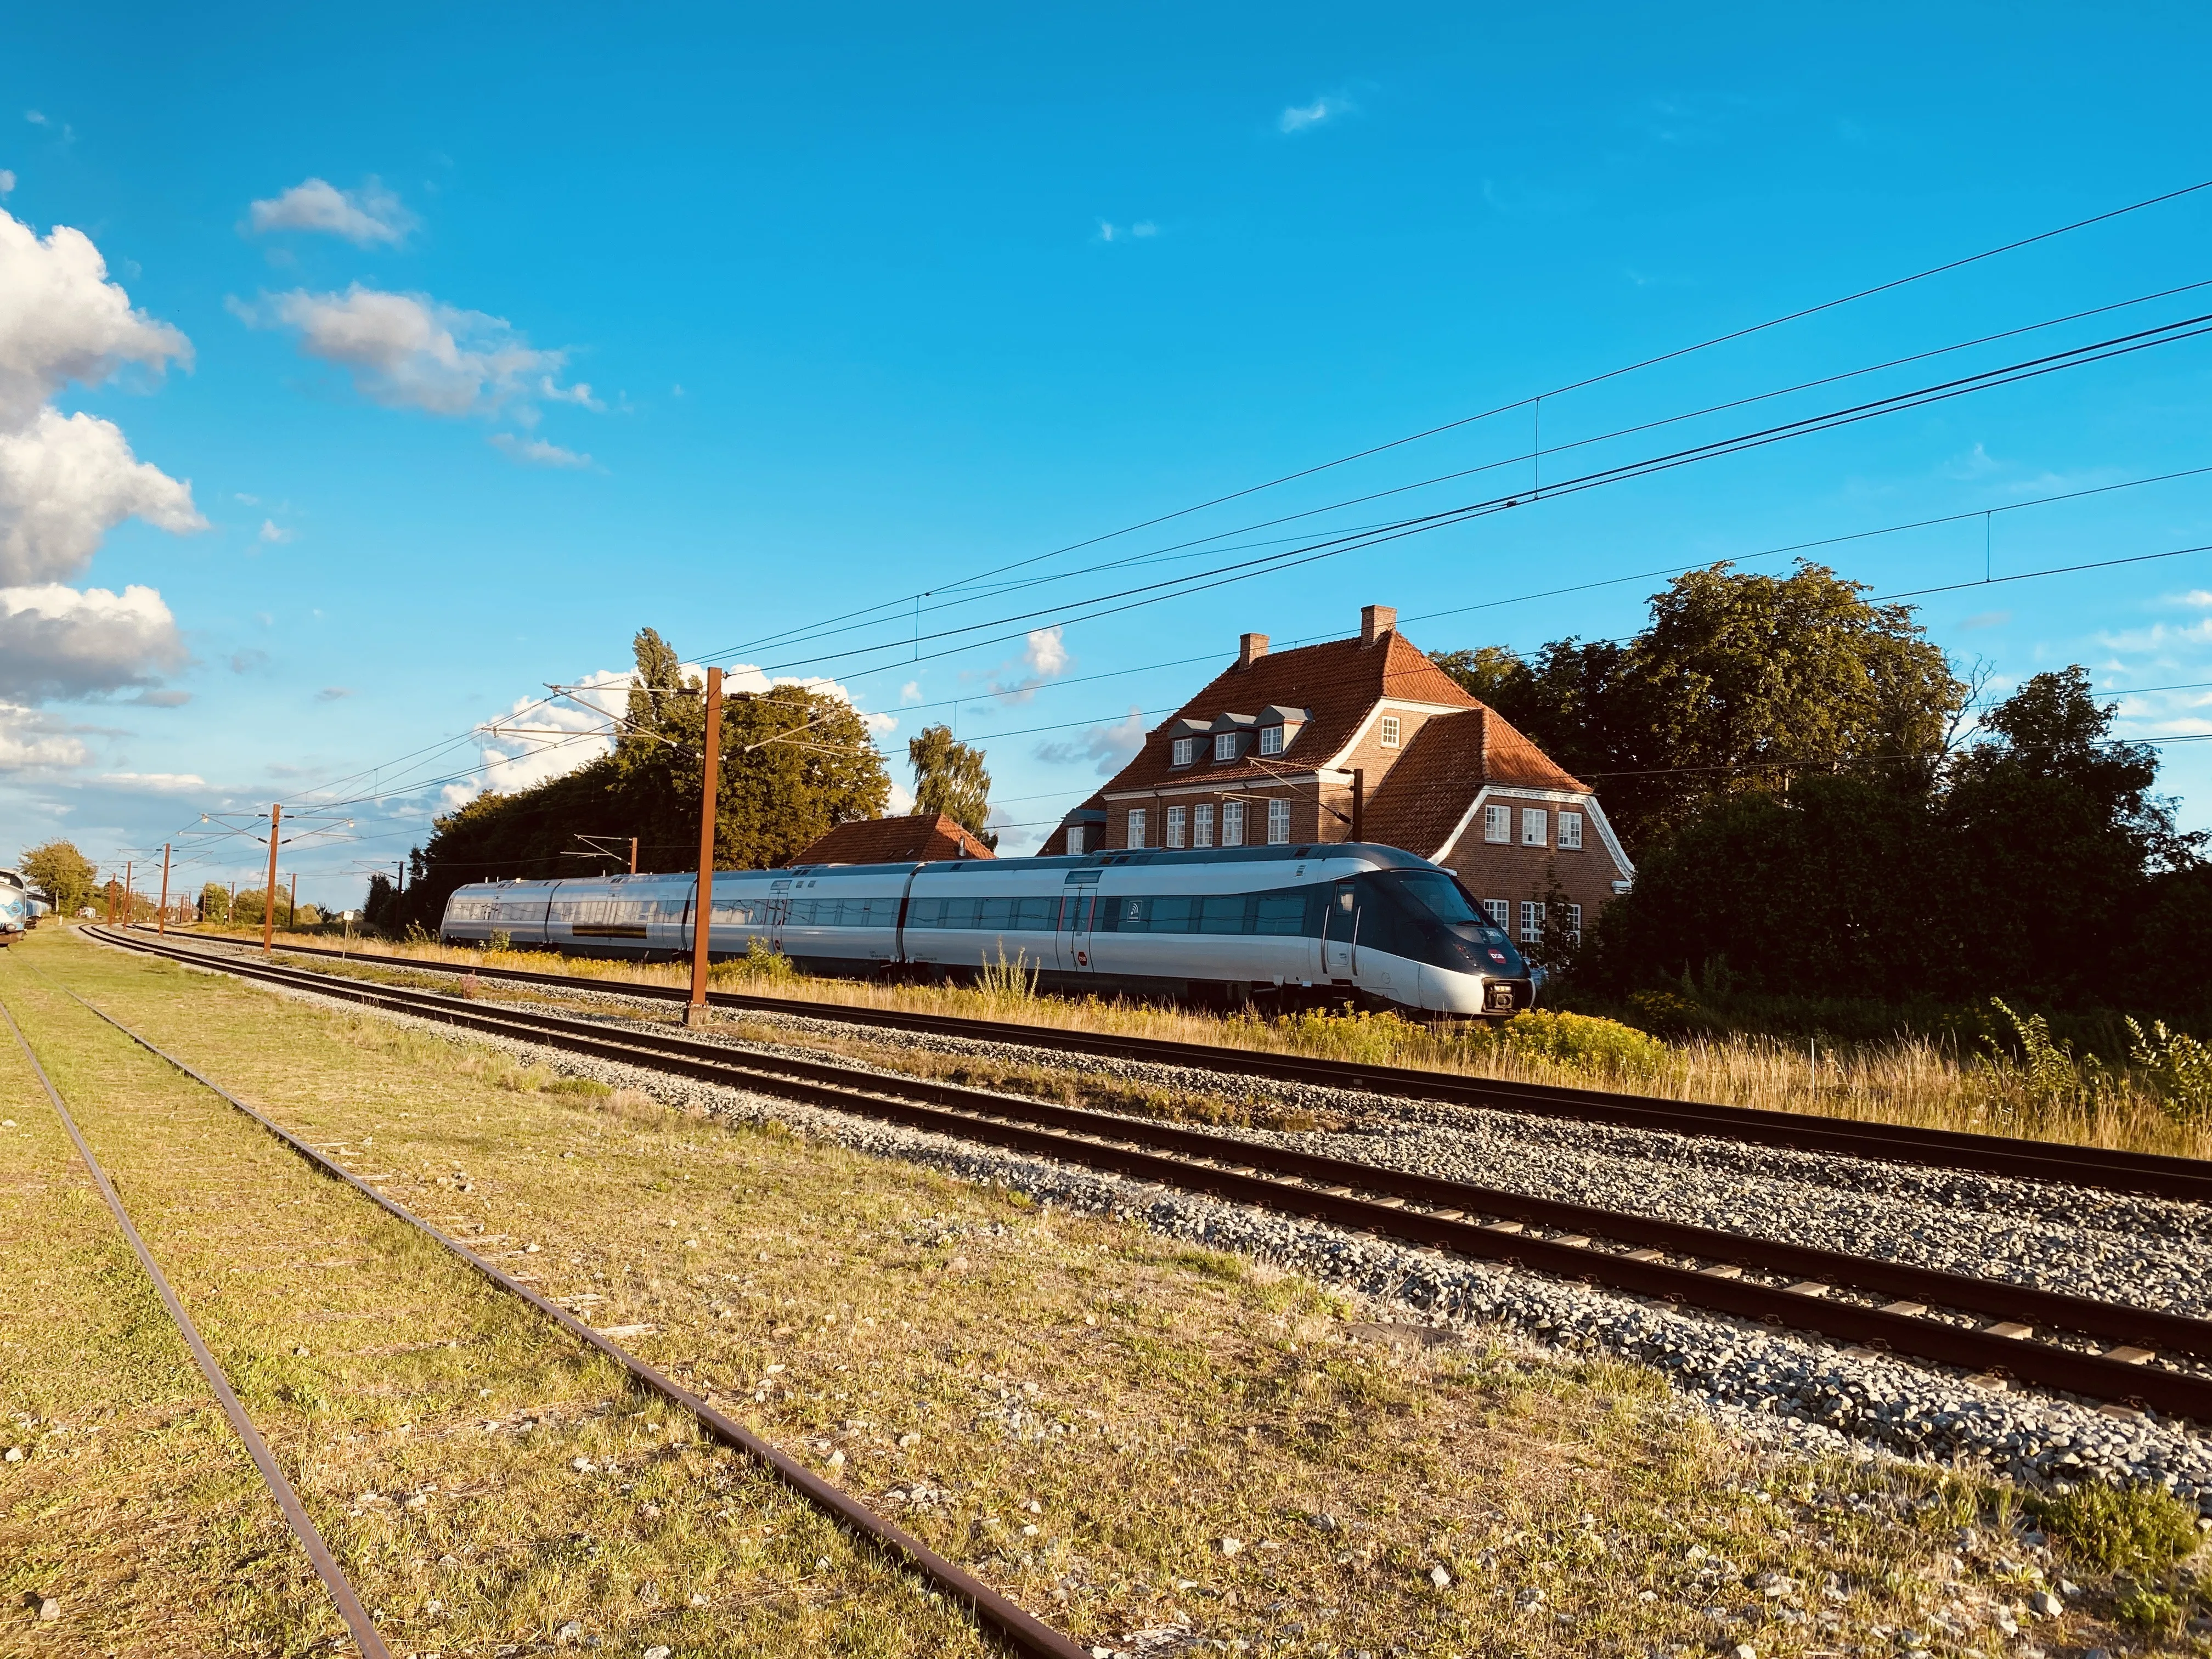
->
[1379,715,1402,748]
[1214,732,1240,761]
[1259,725,1283,757]
[1172,737,1195,767]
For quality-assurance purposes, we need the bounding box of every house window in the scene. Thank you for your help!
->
[1259,724,1284,757]
[1222,800,1245,847]
[1558,810,1584,850]
[1521,808,1548,847]
[1566,902,1583,942]
[1520,900,1543,944]
[1172,737,1195,768]
[1066,825,1085,856]
[1482,899,1510,930]
[1483,804,1511,844]
[1379,715,1401,748]
[1267,799,1290,844]
[1214,732,1239,762]
[1127,809,1147,849]
[1194,803,1215,847]
[1166,806,1187,848]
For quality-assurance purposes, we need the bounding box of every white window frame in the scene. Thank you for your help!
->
[1482,899,1510,930]
[1065,825,1085,856]
[1127,809,1147,849]
[1379,714,1401,748]
[1165,805,1187,848]
[1566,902,1583,942]
[1520,900,1543,943]
[1483,804,1511,844]
[1171,737,1195,768]
[1521,807,1548,847]
[1259,724,1284,757]
[1193,803,1215,848]
[1267,798,1291,844]
[1558,809,1583,850]
[1222,799,1245,847]
[1214,731,1239,762]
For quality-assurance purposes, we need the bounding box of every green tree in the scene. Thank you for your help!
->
[907,724,995,845]
[20,840,97,917]
[199,882,232,925]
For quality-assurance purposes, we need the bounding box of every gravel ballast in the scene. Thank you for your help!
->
[166,946,2212,1514]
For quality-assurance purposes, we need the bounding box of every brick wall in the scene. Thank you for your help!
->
[1437,795,1622,944]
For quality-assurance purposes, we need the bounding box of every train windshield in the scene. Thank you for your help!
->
[1387,871,1482,926]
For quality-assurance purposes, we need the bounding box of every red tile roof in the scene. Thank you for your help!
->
[1362,707,1589,855]
[790,812,995,866]
[1102,630,1480,795]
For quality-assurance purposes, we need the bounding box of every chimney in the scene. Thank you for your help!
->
[1238,632,1269,669]
[1360,604,1397,647]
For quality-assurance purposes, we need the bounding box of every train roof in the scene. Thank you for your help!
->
[448,842,1438,895]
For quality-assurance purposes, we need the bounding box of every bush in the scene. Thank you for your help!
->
[2034,1481,2201,1575]
[1265,1008,1423,1067]
[709,938,796,986]
[1621,989,1714,1040]
[1477,1009,1673,1080]
[2128,1017,2212,1125]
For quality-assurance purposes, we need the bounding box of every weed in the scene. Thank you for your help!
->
[710,938,796,985]
[1474,1008,1673,1080]
[973,945,1040,1009]
[2126,1016,2212,1124]
[2035,1481,2202,1574]
[2112,1584,2185,1632]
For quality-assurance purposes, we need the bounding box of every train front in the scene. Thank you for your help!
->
[0,872,26,947]
[1357,866,1536,1017]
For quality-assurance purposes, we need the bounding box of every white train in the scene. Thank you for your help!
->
[0,868,28,947]
[439,842,1533,1018]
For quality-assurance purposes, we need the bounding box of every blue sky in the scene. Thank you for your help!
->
[5,2,2211,906]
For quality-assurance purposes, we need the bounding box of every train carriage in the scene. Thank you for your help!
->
[439,842,1533,1018]
[0,868,27,947]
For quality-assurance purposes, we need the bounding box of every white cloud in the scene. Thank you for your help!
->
[24,112,47,127]
[258,518,292,543]
[97,770,208,792]
[246,177,415,247]
[2170,590,2212,610]
[0,206,192,430]
[1035,706,1148,776]
[1098,221,1118,242]
[885,778,916,814]
[0,407,206,584]
[1280,95,1348,134]
[980,625,1071,704]
[0,699,90,771]
[899,680,923,704]
[489,432,593,469]
[0,582,187,701]
[235,284,584,422]
[0,172,14,196]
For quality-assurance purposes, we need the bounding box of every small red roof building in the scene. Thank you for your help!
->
[1039,605,1634,944]
[789,812,996,867]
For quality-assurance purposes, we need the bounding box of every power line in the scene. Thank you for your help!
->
[702,176,2212,666]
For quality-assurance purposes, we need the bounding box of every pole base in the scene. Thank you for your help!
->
[682,1002,713,1029]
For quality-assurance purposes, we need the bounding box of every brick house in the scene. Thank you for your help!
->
[789,812,995,866]
[1039,605,1635,946]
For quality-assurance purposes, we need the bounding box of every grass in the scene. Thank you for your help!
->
[12,925,2204,1655]
[190,921,2212,1161]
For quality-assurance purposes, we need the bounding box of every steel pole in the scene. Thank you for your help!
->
[686,668,723,1026]
[629,837,638,876]
[263,804,283,954]
[158,845,171,935]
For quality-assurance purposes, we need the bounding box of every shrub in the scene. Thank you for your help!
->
[2034,1481,2201,1575]
[1622,989,1713,1040]
[710,938,797,985]
[1480,1009,1673,1080]
[2127,1017,2212,1125]
[1977,998,2119,1112]
[1265,1008,1423,1066]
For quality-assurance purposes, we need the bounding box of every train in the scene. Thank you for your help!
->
[439,841,1535,1018]
[0,868,29,947]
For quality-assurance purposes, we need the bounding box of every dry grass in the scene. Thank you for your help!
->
[196,922,2212,1163]
[20,927,2204,1655]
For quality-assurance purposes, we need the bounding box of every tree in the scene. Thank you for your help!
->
[199,882,232,925]
[1437,561,1966,849]
[362,872,401,934]
[393,628,893,929]
[907,724,995,845]
[20,840,97,917]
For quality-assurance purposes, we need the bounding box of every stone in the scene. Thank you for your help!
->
[39,1598,60,1621]
[644,1649,672,1659]
[898,1433,921,1448]
[1218,1537,1243,1556]
[689,1594,708,1609]
[4,1447,20,1462]
[1428,1565,1452,1589]
[556,1620,585,1643]
[1729,1646,1756,1659]
[2029,1590,2062,1617]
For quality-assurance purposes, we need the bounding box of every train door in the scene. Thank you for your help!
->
[1322,880,1359,982]
[766,878,792,953]
[1060,887,1098,973]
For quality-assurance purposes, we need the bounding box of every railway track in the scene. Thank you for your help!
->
[95,924,2212,1422]
[141,926,2212,1205]
[9,952,1089,1659]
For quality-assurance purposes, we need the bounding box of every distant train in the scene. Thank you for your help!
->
[0,868,29,947]
[440,842,1534,1018]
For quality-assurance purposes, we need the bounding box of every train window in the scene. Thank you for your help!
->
[1015,896,1056,929]
[1147,896,1194,932]
[1392,872,1481,925]
[942,896,982,929]
[909,897,945,927]
[1255,894,1305,934]
[1199,895,1249,934]
[1558,810,1584,849]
